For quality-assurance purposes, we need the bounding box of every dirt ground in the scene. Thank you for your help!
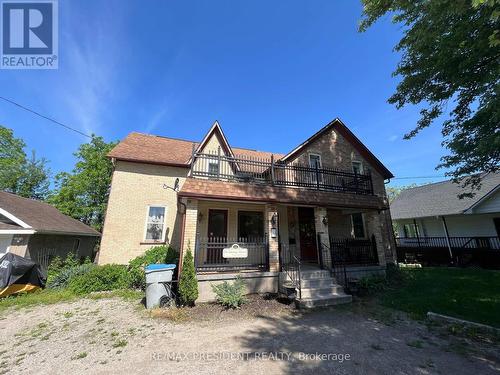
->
[0,295,499,375]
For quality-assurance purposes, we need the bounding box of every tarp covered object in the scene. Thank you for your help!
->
[0,253,46,297]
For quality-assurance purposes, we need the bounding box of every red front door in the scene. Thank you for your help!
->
[298,207,318,262]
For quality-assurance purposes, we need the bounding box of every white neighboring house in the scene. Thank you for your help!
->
[391,172,500,249]
[0,191,100,270]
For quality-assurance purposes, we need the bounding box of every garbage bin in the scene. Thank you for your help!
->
[145,264,176,309]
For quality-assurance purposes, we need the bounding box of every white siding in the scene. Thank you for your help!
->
[395,213,499,237]
[0,234,13,256]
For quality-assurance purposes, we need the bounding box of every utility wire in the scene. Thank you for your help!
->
[392,175,448,180]
[0,95,92,138]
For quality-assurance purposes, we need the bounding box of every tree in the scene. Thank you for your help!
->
[49,136,117,231]
[178,247,198,306]
[386,183,419,203]
[360,0,500,194]
[0,125,50,200]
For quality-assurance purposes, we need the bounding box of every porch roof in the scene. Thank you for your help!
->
[179,178,387,210]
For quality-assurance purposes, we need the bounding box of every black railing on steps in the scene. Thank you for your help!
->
[279,243,302,300]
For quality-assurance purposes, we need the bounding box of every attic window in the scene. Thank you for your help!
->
[208,160,219,177]
[352,161,363,174]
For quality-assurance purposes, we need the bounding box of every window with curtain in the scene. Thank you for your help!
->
[238,211,264,240]
[351,213,365,238]
[145,206,166,241]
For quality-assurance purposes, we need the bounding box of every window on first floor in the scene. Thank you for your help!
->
[238,211,264,240]
[403,223,420,238]
[145,206,166,241]
[351,213,366,238]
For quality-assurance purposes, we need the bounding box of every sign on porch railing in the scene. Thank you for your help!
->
[223,244,248,259]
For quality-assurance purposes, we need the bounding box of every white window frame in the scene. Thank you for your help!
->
[143,205,168,242]
[207,158,219,176]
[352,161,363,174]
[309,153,323,183]
[350,213,367,239]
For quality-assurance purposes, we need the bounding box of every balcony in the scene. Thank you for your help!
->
[191,151,374,195]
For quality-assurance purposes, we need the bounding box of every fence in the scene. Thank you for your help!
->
[194,237,268,272]
[330,236,379,266]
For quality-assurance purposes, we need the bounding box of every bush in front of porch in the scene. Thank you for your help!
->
[178,248,198,306]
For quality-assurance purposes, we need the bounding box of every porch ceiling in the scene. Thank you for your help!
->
[179,178,387,210]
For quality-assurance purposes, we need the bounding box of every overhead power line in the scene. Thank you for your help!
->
[0,95,92,138]
[392,175,447,180]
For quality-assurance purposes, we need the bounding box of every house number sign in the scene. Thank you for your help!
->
[223,244,248,258]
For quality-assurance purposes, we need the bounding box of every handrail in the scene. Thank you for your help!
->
[326,241,348,288]
[280,243,302,300]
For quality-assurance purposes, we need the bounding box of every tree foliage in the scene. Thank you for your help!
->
[0,125,50,199]
[386,183,419,203]
[49,136,116,231]
[360,0,500,194]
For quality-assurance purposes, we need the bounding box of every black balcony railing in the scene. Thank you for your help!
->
[395,236,500,250]
[194,237,269,272]
[191,151,374,195]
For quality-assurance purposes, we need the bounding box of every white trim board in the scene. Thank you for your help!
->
[0,208,32,229]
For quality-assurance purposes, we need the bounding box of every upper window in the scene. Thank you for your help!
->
[208,160,219,177]
[309,154,322,169]
[352,161,363,174]
[351,213,365,238]
[145,206,166,241]
[238,211,264,239]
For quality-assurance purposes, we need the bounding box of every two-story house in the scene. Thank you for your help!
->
[99,118,396,306]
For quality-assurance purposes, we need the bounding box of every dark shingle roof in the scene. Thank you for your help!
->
[390,173,500,220]
[0,191,100,236]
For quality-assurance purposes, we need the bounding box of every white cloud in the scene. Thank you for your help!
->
[388,134,399,142]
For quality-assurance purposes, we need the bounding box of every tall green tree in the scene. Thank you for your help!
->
[0,125,50,199]
[49,136,117,231]
[360,0,499,194]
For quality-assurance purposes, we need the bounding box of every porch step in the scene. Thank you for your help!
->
[299,285,345,299]
[300,270,332,280]
[296,293,353,309]
[300,278,339,289]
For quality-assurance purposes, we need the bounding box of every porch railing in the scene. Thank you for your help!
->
[194,237,268,272]
[330,235,379,266]
[279,242,301,300]
[319,240,347,288]
[191,151,374,195]
[395,236,500,250]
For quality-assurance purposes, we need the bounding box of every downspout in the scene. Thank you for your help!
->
[177,197,187,276]
[440,216,454,263]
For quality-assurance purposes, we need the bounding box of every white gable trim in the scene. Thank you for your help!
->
[189,121,235,162]
[463,184,500,214]
[0,208,32,229]
[0,229,36,234]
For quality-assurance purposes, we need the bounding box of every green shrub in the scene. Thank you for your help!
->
[211,276,247,309]
[128,245,178,289]
[357,274,388,296]
[46,253,90,287]
[47,263,95,289]
[68,264,129,294]
[178,248,198,306]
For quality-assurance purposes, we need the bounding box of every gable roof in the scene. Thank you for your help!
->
[108,132,282,167]
[390,172,500,220]
[280,118,393,179]
[0,191,100,236]
[108,118,391,179]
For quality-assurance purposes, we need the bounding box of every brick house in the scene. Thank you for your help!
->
[99,118,396,306]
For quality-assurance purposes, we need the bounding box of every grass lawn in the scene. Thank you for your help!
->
[379,267,500,328]
[0,289,143,315]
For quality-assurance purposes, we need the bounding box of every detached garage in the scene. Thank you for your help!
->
[0,191,100,270]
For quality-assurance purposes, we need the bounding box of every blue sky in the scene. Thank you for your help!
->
[0,0,449,187]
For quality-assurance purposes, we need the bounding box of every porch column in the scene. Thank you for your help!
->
[265,204,279,272]
[182,199,199,258]
[314,207,330,267]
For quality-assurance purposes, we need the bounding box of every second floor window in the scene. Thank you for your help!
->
[145,206,166,241]
[208,160,219,177]
[309,154,322,183]
[352,161,363,174]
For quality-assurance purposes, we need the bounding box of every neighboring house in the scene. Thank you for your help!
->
[391,172,500,253]
[0,191,100,270]
[99,118,396,305]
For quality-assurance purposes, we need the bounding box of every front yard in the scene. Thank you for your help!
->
[378,267,500,328]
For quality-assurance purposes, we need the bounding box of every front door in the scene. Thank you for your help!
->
[298,207,318,262]
[207,209,228,264]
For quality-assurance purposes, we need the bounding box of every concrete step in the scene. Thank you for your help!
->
[296,293,353,309]
[300,270,332,280]
[300,278,339,289]
[299,286,345,299]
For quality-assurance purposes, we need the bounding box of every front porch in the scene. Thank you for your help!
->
[187,199,388,275]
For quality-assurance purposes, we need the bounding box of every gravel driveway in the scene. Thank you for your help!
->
[0,297,499,375]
